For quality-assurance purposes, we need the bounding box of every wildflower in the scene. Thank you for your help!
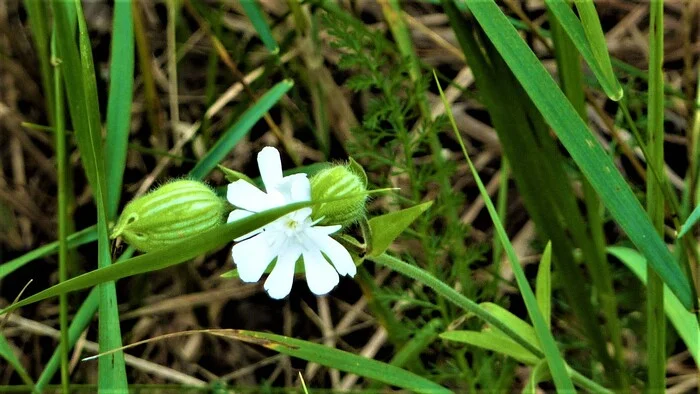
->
[227,147,356,299]
[111,180,225,252]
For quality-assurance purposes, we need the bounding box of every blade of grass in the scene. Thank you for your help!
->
[23,0,55,126]
[189,79,294,179]
[608,246,699,365]
[239,0,279,54]
[53,0,128,387]
[571,0,623,100]
[646,1,667,389]
[462,0,693,309]
[0,335,34,388]
[535,242,552,329]
[51,23,69,392]
[105,0,135,220]
[436,71,575,392]
[0,226,97,280]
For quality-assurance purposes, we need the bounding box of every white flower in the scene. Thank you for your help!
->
[227,147,357,299]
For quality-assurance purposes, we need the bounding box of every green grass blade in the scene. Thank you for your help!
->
[545,0,622,101]
[678,204,700,238]
[463,0,693,309]
[236,330,451,393]
[239,0,279,54]
[51,22,70,391]
[436,71,575,392]
[23,0,55,126]
[0,335,34,388]
[646,1,667,388]
[440,331,540,365]
[53,0,128,387]
[189,79,294,180]
[0,226,97,280]
[0,202,312,314]
[608,247,699,365]
[535,242,552,328]
[570,0,623,100]
[105,0,135,220]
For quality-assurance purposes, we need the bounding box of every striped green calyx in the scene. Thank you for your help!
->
[111,180,225,252]
[310,163,367,226]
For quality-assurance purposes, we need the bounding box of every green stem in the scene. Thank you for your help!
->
[646,1,666,390]
[51,26,70,394]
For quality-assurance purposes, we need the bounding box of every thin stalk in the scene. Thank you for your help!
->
[646,1,666,390]
[51,27,69,393]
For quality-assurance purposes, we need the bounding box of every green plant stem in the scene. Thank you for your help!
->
[371,253,612,394]
[51,28,70,393]
[646,1,666,390]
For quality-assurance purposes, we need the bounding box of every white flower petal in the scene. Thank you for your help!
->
[232,233,277,283]
[264,244,301,299]
[308,229,356,277]
[258,147,284,192]
[227,180,277,212]
[303,249,340,296]
[227,209,265,241]
[275,174,310,203]
[311,224,342,236]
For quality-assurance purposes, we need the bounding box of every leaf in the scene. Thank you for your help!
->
[189,79,294,180]
[0,226,97,280]
[0,335,34,387]
[236,330,451,393]
[677,203,700,238]
[607,246,699,365]
[348,156,368,187]
[217,165,256,185]
[463,0,693,309]
[480,303,540,351]
[105,0,135,219]
[367,201,432,257]
[536,242,553,328]
[545,0,622,100]
[239,0,279,54]
[0,201,313,315]
[440,331,540,365]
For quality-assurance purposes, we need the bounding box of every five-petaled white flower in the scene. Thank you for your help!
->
[226,147,357,299]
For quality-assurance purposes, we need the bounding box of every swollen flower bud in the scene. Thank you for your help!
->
[111,180,225,252]
[310,163,367,226]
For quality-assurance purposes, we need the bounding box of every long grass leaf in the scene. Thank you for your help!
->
[236,330,451,393]
[463,0,693,309]
[436,72,575,392]
[105,0,135,219]
[189,79,294,180]
[0,226,97,280]
[239,0,279,53]
[0,335,34,387]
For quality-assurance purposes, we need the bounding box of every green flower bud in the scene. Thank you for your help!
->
[111,180,225,252]
[310,163,368,226]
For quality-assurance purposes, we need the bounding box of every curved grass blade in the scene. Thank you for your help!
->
[0,202,311,315]
[440,331,540,365]
[571,0,622,100]
[536,242,553,328]
[189,79,294,180]
[436,71,575,392]
[463,0,693,309]
[677,203,700,238]
[235,330,451,393]
[105,0,135,219]
[240,0,279,54]
[0,226,97,280]
[607,246,699,365]
[0,335,34,388]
